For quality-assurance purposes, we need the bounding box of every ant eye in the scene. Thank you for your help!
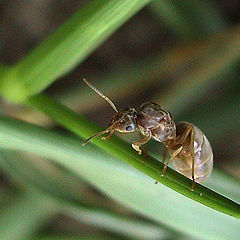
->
[126,125,133,131]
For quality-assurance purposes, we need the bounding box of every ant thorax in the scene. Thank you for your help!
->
[137,102,176,142]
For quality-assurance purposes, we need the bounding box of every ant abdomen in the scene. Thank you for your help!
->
[172,122,213,183]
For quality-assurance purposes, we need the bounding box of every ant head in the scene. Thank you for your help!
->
[82,79,137,146]
[109,107,138,133]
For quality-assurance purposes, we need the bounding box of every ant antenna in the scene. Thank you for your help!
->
[83,78,118,113]
[82,129,110,146]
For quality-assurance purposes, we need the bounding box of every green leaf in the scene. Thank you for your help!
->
[0,150,174,240]
[0,65,30,102]
[25,94,240,216]
[0,190,57,240]
[0,113,239,239]
[65,205,171,240]
[54,59,156,113]
[30,235,122,240]
[152,25,240,114]
[179,93,240,141]
[0,151,85,204]
[0,0,152,101]
[150,0,226,40]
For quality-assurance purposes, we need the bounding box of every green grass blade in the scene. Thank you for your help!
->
[0,64,9,72]
[178,93,240,141]
[0,151,84,204]
[25,94,240,218]
[206,169,240,203]
[0,190,57,240]
[65,205,171,240]
[0,115,239,239]
[30,235,122,240]
[1,0,151,101]
[152,25,240,114]
[0,152,172,240]
[150,0,226,39]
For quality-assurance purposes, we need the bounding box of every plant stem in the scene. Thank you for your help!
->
[25,93,240,219]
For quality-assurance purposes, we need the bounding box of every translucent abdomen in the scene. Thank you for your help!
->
[173,122,213,183]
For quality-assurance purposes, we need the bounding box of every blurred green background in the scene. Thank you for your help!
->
[0,0,240,240]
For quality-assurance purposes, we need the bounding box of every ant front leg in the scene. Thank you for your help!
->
[132,134,151,155]
[138,132,148,156]
[101,129,115,140]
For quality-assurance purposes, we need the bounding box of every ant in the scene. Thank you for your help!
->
[82,79,213,190]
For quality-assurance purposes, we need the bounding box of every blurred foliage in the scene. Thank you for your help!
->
[0,0,240,240]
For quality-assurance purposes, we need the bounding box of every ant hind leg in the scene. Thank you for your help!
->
[175,124,196,191]
[155,146,168,184]
[161,146,182,176]
[189,126,195,191]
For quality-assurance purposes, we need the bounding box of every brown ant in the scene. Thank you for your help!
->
[82,79,213,190]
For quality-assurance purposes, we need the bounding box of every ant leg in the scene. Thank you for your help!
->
[101,129,114,140]
[162,146,168,165]
[176,125,192,144]
[189,126,195,191]
[138,132,148,156]
[155,146,168,184]
[176,124,195,190]
[132,134,151,155]
[162,146,182,176]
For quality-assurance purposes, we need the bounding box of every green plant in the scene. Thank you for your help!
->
[0,0,239,240]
